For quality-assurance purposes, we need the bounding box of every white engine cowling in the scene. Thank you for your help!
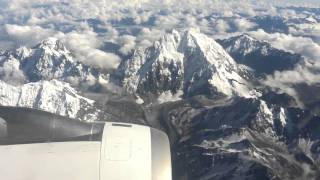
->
[0,107,172,180]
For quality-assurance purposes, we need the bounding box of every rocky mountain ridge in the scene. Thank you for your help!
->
[0,38,108,90]
[114,29,255,103]
[217,34,303,74]
[0,80,103,121]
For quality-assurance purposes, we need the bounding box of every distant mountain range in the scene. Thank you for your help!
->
[0,29,304,104]
[0,29,319,180]
[217,34,303,74]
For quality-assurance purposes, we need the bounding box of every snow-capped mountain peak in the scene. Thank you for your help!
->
[0,38,108,90]
[180,28,236,66]
[14,46,32,60]
[219,34,268,56]
[218,34,302,74]
[35,37,69,55]
[180,28,241,73]
[114,29,252,102]
[0,80,102,121]
[155,29,181,52]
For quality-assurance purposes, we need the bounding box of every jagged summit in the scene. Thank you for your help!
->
[0,37,108,90]
[37,37,65,48]
[34,37,69,56]
[219,34,269,56]
[114,29,253,102]
[39,37,60,45]
[218,34,302,74]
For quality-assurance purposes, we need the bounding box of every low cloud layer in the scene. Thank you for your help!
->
[250,29,320,61]
[248,29,320,105]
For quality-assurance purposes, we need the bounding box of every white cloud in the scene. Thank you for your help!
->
[57,31,121,70]
[248,29,320,105]
[0,0,320,106]
[249,29,320,61]
[136,27,163,48]
[263,65,320,107]
[1,24,121,70]
[118,35,136,55]
[86,49,121,70]
[157,90,183,104]
[0,58,26,85]
[4,24,55,48]
[213,19,231,33]
[289,23,320,41]
[0,0,319,72]
[232,18,257,32]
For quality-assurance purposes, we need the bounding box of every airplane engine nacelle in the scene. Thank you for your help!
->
[100,122,172,180]
[0,106,172,180]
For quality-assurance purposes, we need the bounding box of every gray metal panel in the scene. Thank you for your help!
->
[0,106,104,145]
[151,128,172,180]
